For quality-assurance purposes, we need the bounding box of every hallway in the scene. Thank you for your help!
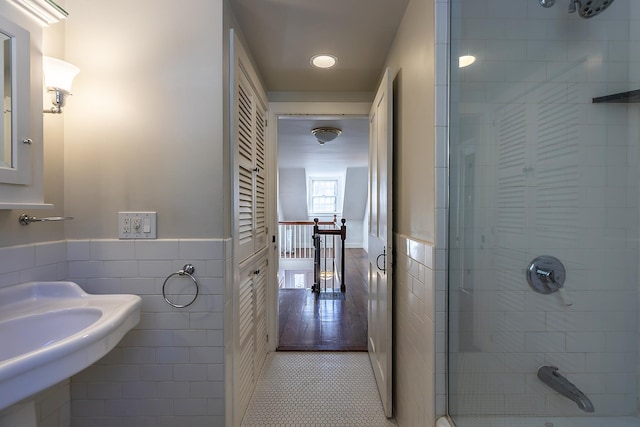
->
[240,352,397,426]
[278,248,369,351]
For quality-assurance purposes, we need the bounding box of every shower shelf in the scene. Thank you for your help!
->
[593,89,640,103]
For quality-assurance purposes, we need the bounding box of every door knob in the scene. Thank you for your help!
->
[376,249,386,273]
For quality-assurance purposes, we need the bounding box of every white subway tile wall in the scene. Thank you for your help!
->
[0,241,68,288]
[0,241,69,426]
[67,239,229,427]
[0,239,228,427]
[394,234,436,427]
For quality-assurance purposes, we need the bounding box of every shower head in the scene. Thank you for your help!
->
[541,0,615,18]
[576,0,615,18]
[569,0,579,13]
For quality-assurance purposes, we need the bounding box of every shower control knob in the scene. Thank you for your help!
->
[526,255,566,294]
[535,267,554,283]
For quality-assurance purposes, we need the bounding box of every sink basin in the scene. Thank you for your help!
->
[0,281,141,411]
[0,308,102,362]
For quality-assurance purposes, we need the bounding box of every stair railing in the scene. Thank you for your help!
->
[278,215,337,259]
[312,217,346,295]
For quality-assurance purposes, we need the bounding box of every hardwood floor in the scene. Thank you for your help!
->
[277,248,369,351]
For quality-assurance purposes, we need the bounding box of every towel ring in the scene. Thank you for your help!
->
[162,264,199,308]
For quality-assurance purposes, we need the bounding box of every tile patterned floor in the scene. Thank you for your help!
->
[241,352,397,427]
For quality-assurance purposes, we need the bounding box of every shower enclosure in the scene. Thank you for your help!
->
[448,0,640,425]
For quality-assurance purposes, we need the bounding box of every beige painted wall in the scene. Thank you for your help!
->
[384,0,436,244]
[0,0,231,246]
[382,0,437,426]
[63,0,227,239]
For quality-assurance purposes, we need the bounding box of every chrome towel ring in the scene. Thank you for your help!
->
[162,264,199,308]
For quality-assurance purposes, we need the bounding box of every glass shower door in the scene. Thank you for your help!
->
[448,0,640,424]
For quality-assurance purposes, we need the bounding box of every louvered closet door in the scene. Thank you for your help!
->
[231,29,270,427]
[237,259,256,417]
[253,256,268,375]
[254,103,267,252]
[235,65,268,261]
[236,251,269,419]
[236,68,256,262]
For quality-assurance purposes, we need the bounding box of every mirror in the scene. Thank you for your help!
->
[0,15,30,186]
[0,32,12,169]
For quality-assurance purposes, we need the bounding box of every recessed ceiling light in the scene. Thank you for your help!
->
[311,54,337,69]
[459,55,476,68]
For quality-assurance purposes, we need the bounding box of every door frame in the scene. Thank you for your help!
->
[266,101,371,351]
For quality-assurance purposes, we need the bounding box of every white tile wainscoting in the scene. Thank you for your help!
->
[394,234,437,427]
[0,239,230,427]
[0,241,69,427]
[0,241,68,288]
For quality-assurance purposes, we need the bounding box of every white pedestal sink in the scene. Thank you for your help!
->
[0,281,141,412]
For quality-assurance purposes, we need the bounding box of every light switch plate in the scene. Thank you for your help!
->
[118,212,157,239]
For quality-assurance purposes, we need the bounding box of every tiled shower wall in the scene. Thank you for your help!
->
[0,239,229,427]
[448,0,640,418]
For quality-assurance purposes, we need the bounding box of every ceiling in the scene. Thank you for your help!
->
[228,0,410,93]
[277,116,369,176]
[228,0,409,174]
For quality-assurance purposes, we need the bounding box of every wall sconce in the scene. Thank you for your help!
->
[43,56,80,114]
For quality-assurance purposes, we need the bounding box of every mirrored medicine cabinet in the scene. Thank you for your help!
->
[0,14,30,186]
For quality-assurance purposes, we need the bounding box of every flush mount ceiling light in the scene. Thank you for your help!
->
[311,127,342,145]
[459,55,476,68]
[310,54,337,69]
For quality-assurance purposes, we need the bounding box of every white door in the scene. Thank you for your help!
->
[367,68,393,418]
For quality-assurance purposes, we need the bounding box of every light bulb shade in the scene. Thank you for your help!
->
[43,56,79,93]
[311,127,342,144]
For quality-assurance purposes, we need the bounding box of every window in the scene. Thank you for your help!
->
[310,179,338,213]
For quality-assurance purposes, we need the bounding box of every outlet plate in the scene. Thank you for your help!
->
[118,212,157,239]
